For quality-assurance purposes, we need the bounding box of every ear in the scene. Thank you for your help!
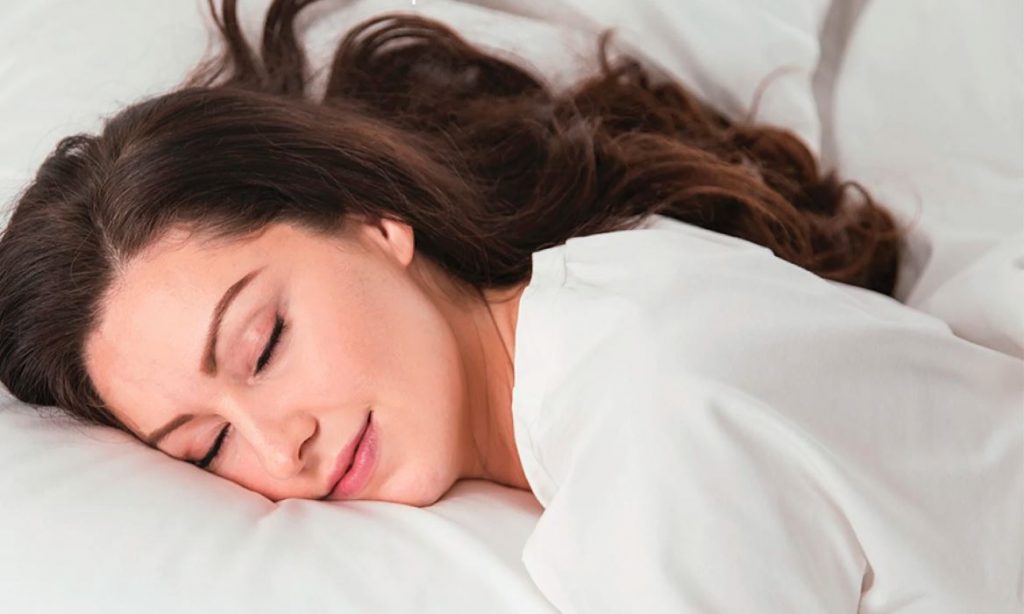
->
[360,215,416,269]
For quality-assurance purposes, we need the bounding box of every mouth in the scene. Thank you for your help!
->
[321,412,372,500]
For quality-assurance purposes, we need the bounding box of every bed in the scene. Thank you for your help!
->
[1,1,1020,612]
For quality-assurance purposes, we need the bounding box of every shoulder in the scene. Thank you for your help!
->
[555,213,777,282]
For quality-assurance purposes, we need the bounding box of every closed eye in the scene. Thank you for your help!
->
[190,313,286,470]
[191,423,230,470]
[256,314,286,375]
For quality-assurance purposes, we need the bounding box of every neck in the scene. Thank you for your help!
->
[461,282,530,491]
[409,254,532,494]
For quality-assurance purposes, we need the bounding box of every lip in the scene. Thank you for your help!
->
[324,412,377,501]
[321,412,373,500]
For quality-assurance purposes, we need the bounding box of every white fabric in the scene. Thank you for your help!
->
[468,0,831,156]
[830,0,1024,356]
[0,394,552,613]
[1,0,1020,612]
[511,213,1024,613]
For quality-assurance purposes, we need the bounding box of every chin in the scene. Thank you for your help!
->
[377,473,454,508]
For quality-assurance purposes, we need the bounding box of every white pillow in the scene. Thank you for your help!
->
[830,0,1024,355]
[470,0,833,156]
[0,390,551,613]
[0,1,830,612]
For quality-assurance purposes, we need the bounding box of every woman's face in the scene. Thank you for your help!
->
[84,216,528,505]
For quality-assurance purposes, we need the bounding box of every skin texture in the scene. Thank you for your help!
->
[83,215,530,505]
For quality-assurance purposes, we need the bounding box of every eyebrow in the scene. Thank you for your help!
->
[200,266,265,376]
[145,413,195,447]
[142,265,265,448]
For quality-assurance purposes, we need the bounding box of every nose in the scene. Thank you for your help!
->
[253,411,318,480]
[225,400,319,480]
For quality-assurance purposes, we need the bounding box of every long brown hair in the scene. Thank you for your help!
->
[0,0,905,430]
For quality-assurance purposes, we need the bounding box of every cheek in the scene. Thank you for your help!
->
[361,280,463,406]
[306,311,379,404]
[308,268,423,397]
[376,414,462,507]
[214,441,286,499]
[376,295,468,464]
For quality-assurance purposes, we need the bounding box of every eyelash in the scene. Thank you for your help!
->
[191,424,230,471]
[255,314,287,375]
[191,313,287,471]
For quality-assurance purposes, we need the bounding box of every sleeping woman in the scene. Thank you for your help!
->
[0,1,1019,612]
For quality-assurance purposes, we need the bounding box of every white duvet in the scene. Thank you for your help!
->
[513,213,1022,612]
[0,1,1020,613]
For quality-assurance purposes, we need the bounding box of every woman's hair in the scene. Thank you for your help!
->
[0,0,905,430]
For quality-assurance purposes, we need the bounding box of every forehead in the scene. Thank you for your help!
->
[83,222,327,422]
